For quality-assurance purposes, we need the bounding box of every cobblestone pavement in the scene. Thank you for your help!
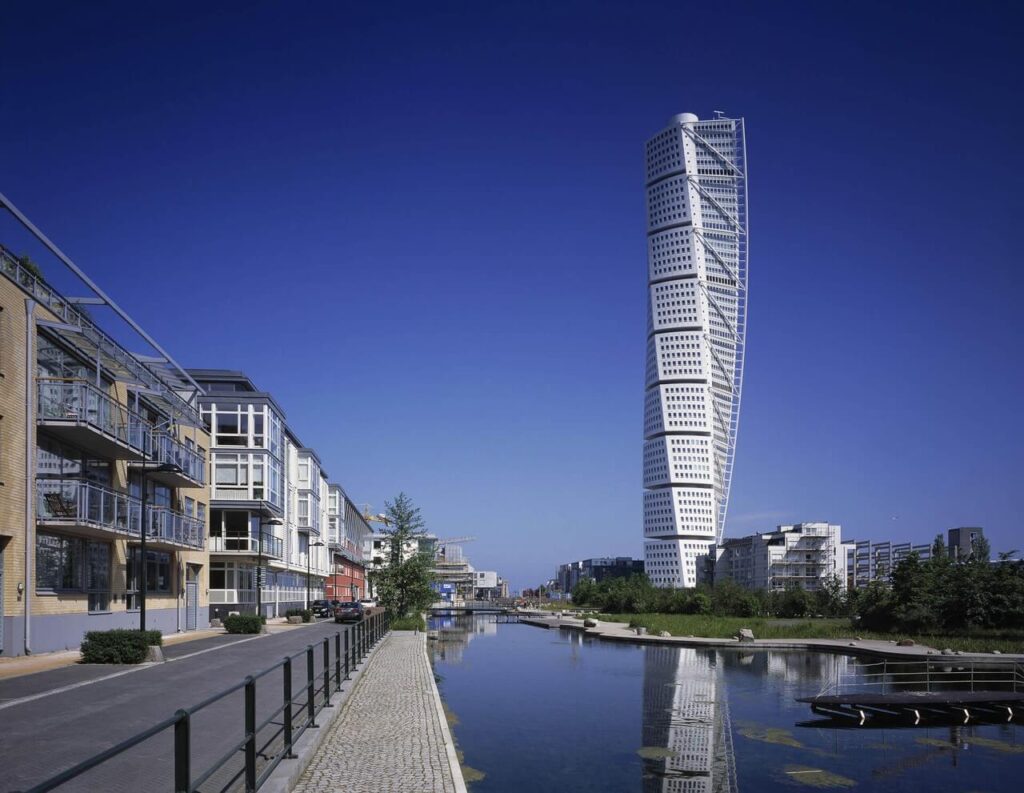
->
[294,633,459,793]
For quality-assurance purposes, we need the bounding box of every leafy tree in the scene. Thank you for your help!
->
[813,574,846,618]
[369,493,435,618]
[775,582,812,618]
[854,579,895,631]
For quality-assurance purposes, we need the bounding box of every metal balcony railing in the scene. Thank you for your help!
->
[151,431,206,486]
[37,478,135,534]
[208,533,284,559]
[37,378,151,456]
[36,479,205,550]
[147,507,205,549]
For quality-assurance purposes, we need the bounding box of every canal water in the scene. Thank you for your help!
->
[428,614,1024,792]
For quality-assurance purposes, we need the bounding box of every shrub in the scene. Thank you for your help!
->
[80,629,161,664]
[224,614,265,634]
[391,614,426,631]
[286,608,312,623]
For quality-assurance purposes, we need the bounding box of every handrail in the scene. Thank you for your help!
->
[824,658,1024,697]
[21,612,391,793]
[36,479,205,550]
[36,378,153,455]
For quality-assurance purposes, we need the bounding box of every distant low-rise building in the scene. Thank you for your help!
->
[700,523,852,592]
[847,527,985,588]
[557,557,645,594]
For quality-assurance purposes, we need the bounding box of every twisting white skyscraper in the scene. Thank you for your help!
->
[643,113,748,588]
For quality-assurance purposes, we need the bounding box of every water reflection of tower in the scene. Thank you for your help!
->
[642,646,737,793]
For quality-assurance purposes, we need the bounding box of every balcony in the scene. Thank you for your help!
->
[36,479,205,550]
[328,537,364,562]
[296,517,320,536]
[136,432,206,488]
[208,532,284,559]
[146,507,205,551]
[37,379,151,461]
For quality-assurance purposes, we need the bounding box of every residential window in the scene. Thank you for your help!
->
[36,532,111,612]
[126,548,173,610]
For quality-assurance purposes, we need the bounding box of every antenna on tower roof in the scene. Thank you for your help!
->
[713,110,726,118]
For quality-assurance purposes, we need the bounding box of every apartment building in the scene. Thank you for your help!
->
[702,523,852,592]
[188,370,331,619]
[846,527,985,587]
[324,484,373,601]
[557,557,645,594]
[1,243,210,655]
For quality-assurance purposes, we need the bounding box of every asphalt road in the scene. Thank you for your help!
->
[0,619,364,792]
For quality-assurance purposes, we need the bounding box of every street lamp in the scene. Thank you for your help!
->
[307,540,325,609]
[256,513,284,619]
[139,462,183,632]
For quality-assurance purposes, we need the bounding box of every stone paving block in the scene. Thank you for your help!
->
[293,633,458,793]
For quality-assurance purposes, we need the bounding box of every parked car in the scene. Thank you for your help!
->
[310,599,336,618]
[359,598,377,609]
[333,601,365,623]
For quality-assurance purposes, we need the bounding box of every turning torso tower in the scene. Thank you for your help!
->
[642,113,748,588]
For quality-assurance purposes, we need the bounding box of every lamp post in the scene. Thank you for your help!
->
[307,540,325,610]
[256,513,284,619]
[139,462,183,632]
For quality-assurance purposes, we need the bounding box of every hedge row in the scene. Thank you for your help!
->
[224,614,265,634]
[285,608,312,623]
[80,629,162,664]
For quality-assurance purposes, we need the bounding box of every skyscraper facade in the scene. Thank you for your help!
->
[642,113,748,588]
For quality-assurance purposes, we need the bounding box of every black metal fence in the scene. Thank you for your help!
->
[22,612,390,793]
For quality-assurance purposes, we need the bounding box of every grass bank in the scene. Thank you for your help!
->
[390,614,426,631]
[597,613,1024,654]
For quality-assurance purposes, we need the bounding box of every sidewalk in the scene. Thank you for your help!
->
[521,615,1024,662]
[294,632,467,793]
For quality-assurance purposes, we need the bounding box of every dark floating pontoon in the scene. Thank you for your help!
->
[797,659,1024,726]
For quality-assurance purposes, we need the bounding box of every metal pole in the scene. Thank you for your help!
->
[23,298,36,655]
[174,710,190,793]
[306,548,311,611]
[344,629,351,680]
[322,638,331,708]
[244,677,256,792]
[283,657,294,758]
[140,476,148,632]
[306,645,316,727]
[335,632,342,693]
[256,529,262,619]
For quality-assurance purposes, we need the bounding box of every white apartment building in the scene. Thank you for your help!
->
[189,371,330,619]
[642,112,749,588]
[703,523,852,592]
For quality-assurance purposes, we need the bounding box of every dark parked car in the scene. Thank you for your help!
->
[311,599,339,618]
[333,601,364,623]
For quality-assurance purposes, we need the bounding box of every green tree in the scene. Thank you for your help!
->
[813,574,846,617]
[369,493,435,618]
[776,582,812,618]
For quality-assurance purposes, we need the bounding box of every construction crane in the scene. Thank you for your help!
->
[360,505,393,527]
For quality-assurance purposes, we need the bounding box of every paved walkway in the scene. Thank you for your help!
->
[294,632,464,793]
[521,615,1024,661]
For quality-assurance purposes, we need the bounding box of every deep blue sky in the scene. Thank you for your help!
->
[3,1,1021,589]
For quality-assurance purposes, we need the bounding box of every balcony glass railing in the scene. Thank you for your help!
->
[151,432,206,485]
[208,533,283,558]
[147,507,205,550]
[36,479,205,550]
[37,379,151,456]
